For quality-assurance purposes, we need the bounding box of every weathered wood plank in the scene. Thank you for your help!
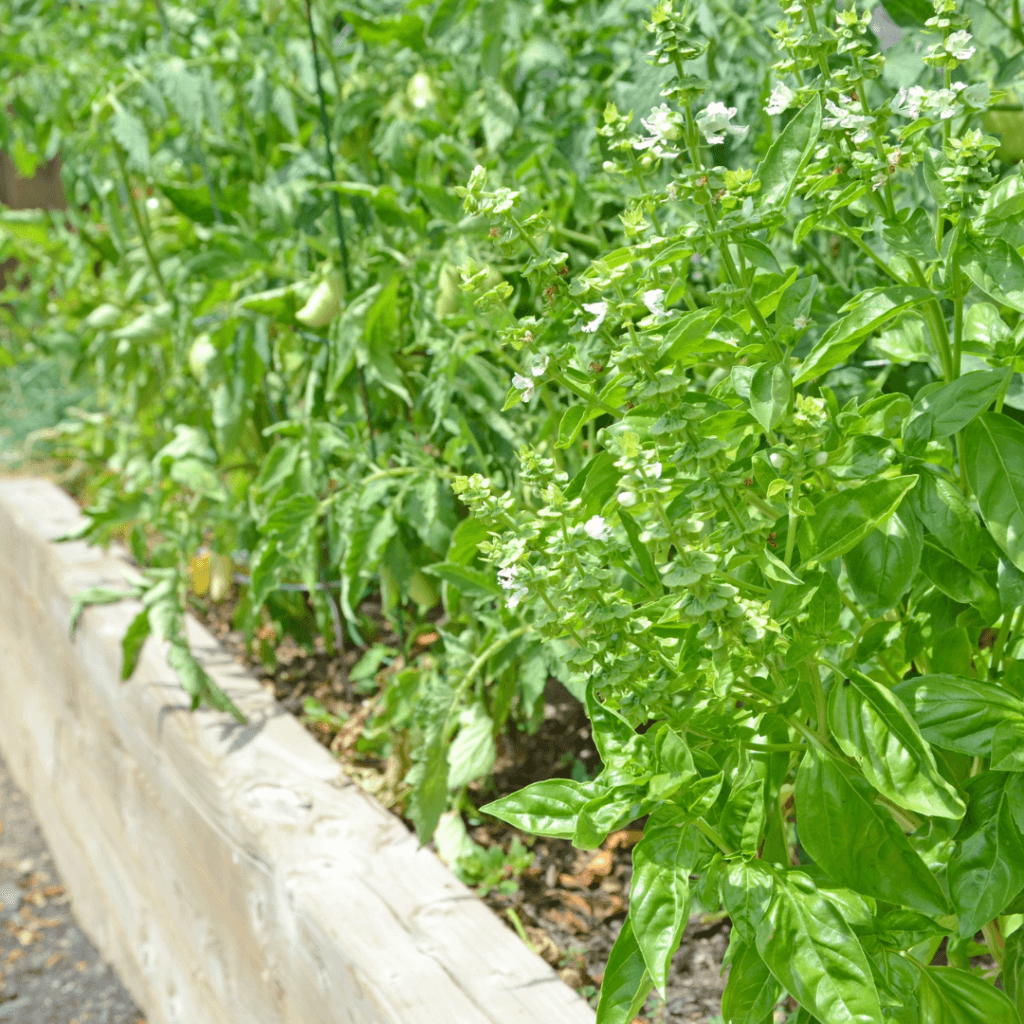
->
[0,476,597,1024]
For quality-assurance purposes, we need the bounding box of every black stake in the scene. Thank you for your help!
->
[303,0,377,462]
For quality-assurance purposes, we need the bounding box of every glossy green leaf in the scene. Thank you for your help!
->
[719,762,768,856]
[801,476,919,566]
[721,939,781,1024]
[629,823,700,994]
[795,749,951,915]
[915,962,1022,1022]
[755,872,884,1024]
[795,288,931,385]
[596,917,655,1024]
[480,778,597,838]
[912,369,1011,440]
[961,236,1024,313]
[964,413,1024,573]
[828,667,964,819]
[947,771,1024,936]
[750,362,792,433]
[907,467,989,568]
[756,97,823,209]
[843,511,921,616]
[893,674,1024,759]
[918,537,1000,614]
[556,405,588,449]
[575,785,649,849]
[722,860,775,944]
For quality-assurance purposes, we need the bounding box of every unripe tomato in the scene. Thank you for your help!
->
[295,272,344,328]
[188,333,217,380]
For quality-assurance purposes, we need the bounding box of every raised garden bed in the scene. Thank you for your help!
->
[0,475,601,1024]
[0,468,730,1024]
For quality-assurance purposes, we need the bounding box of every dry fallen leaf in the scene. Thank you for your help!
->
[17,929,37,946]
[587,849,614,876]
[606,829,643,850]
[75,960,87,971]
[42,885,65,898]
[560,891,593,918]
[543,908,588,934]
[26,890,46,907]
[5,949,23,966]
[45,952,63,968]
[558,966,584,989]
[524,925,561,966]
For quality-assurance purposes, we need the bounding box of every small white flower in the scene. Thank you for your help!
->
[146,197,160,210]
[823,96,871,142]
[581,301,608,334]
[617,491,637,507]
[512,373,534,401]
[695,102,748,145]
[930,88,958,120]
[497,564,528,608]
[529,356,548,377]
[583,515,609,539]
[634,104,684,159]
[642,289,666,319]
[769,452,786,470]
[647,461,663,480]
[892,86,929,120]
[945,30,975,61]
[765,83,796,116]
[794,314,810,330]
[812,451,829,466]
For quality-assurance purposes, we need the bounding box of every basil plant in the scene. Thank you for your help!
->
[456,0,1024,1020]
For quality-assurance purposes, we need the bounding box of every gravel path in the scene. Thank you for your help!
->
[0,749,146,1024]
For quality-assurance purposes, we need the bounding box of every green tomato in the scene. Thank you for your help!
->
[295,273,344,328]
[188,333,217,380]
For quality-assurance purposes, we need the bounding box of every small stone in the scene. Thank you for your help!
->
[557,966,583,989]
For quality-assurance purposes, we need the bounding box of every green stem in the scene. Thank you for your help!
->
[114,152,168,300]
[695,818,733,855]
[549,372,622,418]
[784,445,805,567]
[983,920,1005,967]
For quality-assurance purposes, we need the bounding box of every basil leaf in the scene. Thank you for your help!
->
[756,97,822,209]
[907,466,989,568]
[628,823,700,994]
[795,749,952,916]
[828,667,965,820]
[595,916,654,1024]
[893,674,1024,758]
[964,413,1024,573]
[801,475,919,566]
[960,235,1024,313]
[720,939,781,1024]
[843,510,921,617]
[795,288,932,385]
[480,778,598,838]
[755,873,884,1024]
[749,361,792,433]
[947,771,1024,936]
[912,368,1011,440]
[915,963,1021,1023]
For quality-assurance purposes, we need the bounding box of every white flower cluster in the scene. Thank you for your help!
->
[823,95,872,144]
[511,356,549,401]
[765,83,796,116]
[497,563,528,609]
[892,80,988,121]
[695,102,748,145]
[581,301,608,334]
[583,515,609,540]
[634,104,684,159]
